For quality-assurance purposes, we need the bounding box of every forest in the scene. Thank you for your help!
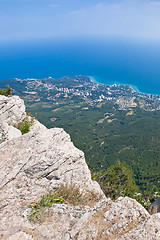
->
[0,77,159,202]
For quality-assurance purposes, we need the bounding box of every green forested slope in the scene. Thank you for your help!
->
[0,78,159,193]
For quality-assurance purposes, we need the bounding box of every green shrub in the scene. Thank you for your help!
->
[98,160,139,200]
[18,121,30,134]
[28,183,97,223]
[0,85,12,96]
[93,161,160,209]
[17,118,34,134]
[28,193,64,223]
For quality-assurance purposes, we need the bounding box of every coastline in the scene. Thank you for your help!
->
[1,38,160,98]
[0,75,159,97]
[88,75,155,96]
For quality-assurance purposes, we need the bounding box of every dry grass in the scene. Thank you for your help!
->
[56,183,98,206]
[28,183,98,223]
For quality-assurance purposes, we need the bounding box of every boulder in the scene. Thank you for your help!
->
[0,122,22,141]
[0,95,26,125]
[0,95,26,142]
[68,196,150,240]
[0,127,102,194]
[120,213,160,240]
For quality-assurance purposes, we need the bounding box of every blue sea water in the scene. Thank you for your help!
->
[1,37,160,95]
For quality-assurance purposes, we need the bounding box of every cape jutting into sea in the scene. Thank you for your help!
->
[0,37,160,95]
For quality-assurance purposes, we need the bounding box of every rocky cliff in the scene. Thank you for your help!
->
[0,95,26,141]
[0,95,160,240]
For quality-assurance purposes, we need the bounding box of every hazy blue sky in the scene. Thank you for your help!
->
[1,0,160,42]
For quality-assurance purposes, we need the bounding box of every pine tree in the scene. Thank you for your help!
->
[99,160,139,199]
[6,85,12,95]
[0,85,12,96]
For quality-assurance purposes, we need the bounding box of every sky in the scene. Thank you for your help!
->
[1,0,160,42]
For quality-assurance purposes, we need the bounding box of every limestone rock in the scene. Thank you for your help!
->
[29,118,47,132]
[67,196,150,240]
[63,198,111,240]
[0,95,26,142]
[0,124,104,239]
[6,231,34,240]
[0,122,22,141]
[62,197,160,240]
[0,127,102,194]
[0,95,26,125]
[1,95,160,240]
[119,213,160,240]
[104,197,150,239]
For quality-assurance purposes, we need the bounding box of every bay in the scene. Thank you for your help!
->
[0,37,160,95]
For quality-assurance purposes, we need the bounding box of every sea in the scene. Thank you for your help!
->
[1,37,160,95]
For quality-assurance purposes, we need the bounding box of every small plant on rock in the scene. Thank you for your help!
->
[56,183,86,206]
[28,193,64,223]
[17,117,34,134]
[28,183,98,223]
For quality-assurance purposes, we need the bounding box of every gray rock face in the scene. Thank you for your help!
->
[148,198,160,214]
[0,95,26,125]
[0,122,22,141]
[120,213,160,240]
[0,120,104,239]
[0,95,160,240]
[68,197,150,240]
[0,127,102,193]
[0,95,26,142]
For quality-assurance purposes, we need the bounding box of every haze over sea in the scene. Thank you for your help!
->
[1,37,160,95]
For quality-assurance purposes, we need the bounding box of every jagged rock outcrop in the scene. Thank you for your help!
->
[0,95,160,240]
[0,95,26,141]
[119,213,160,240]
[0,126,102,193]
[0,95,26,124]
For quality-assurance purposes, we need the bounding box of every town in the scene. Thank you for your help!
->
[13,75,160,111]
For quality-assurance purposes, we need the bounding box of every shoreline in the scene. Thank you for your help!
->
[0,75,159,97]
[88,75,157,96]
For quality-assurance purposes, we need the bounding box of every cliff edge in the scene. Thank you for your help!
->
[0,95,160,240]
